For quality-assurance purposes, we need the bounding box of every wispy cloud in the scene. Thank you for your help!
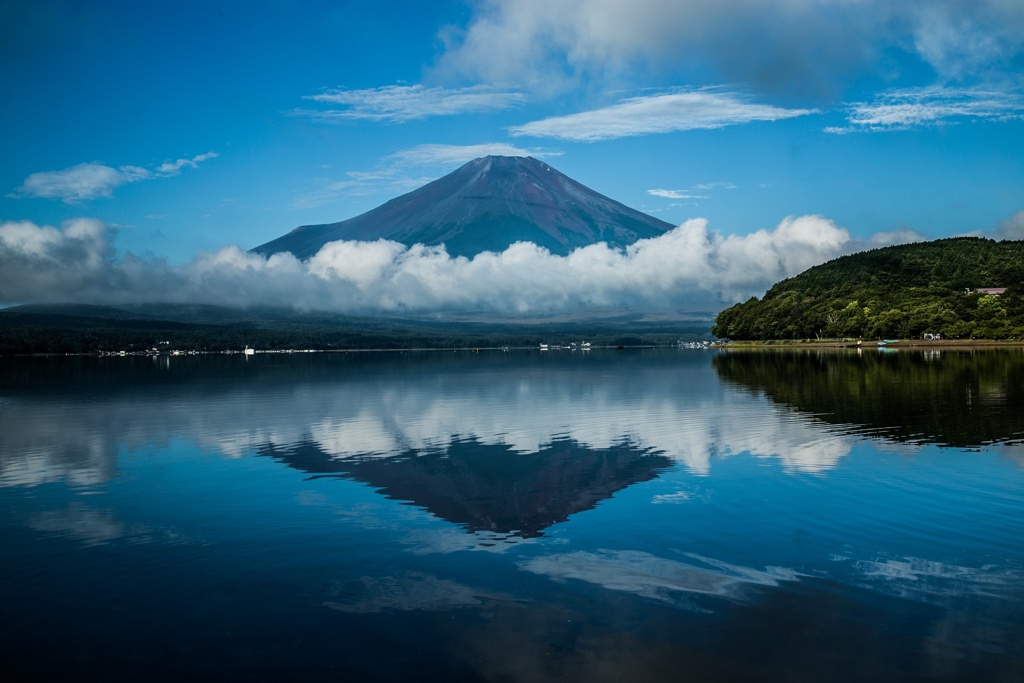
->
[509,90,817,142]
[862,229,928,248]
[293,143,561,209]
[290,174,436,209]
[648,181,736,202]
[827,86,1024,133]
[383,143,561,167]
[647,189,708,201]
[154,152,218,175]
[12,152,217,203]
[297,84,526,123]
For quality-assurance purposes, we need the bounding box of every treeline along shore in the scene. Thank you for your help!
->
[0,303,711,355]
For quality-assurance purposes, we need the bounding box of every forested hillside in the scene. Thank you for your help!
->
[712,238,1024,340]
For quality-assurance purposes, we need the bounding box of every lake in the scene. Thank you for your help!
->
[2,348,1022,682]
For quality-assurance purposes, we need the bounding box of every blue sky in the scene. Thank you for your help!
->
[2,0,1023,314]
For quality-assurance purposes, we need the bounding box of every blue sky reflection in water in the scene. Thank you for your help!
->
[1,349,1023,682]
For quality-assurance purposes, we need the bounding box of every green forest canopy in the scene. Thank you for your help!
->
[712,237,1024,341]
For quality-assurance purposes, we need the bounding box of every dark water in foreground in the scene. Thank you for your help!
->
[1,349,1022,682]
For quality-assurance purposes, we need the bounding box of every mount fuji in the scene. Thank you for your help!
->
[252,156,674,260]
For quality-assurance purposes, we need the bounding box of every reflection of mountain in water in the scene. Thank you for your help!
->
[260,437,673,537]
[714,350,1024,448]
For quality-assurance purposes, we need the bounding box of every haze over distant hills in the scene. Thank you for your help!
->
[252,156,674,259]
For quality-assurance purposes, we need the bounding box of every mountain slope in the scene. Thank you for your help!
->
[252,156,673,259]
[711,237,1024,340]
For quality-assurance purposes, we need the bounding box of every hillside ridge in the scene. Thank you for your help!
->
[712,237,1024,340]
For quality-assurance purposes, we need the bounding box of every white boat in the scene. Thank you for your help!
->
[243,346,255,355]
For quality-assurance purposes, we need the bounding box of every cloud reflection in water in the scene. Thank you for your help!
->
[0,353,876,493]
[520,549,801,607]
[324,572,520,614]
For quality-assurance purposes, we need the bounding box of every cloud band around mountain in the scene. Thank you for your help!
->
[0,213,925,315]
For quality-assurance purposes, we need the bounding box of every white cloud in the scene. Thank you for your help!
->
[906,1,1024,82]
[299,84,526,122]
[13,152,217,203]
[509,90,816,142]
[862,229,928,248]
[154,151,218,176]
[434,0,879,97]
[997,211,1024,240]
[0,218,113,280]
[827,85,1024,132]
[14,163,133,202]
[0,213,880,315]
[648,182,736,203]
[647,189,708,200]
[436,0,1024,98]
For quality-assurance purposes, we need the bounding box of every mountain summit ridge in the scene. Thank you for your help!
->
[252,156,673,259]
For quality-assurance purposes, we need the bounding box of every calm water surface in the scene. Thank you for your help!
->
[1,349,1022,682]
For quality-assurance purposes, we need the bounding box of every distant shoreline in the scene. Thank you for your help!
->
[8,339,1024,359]
[719,338,1024,350]
[0,344,664,359]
